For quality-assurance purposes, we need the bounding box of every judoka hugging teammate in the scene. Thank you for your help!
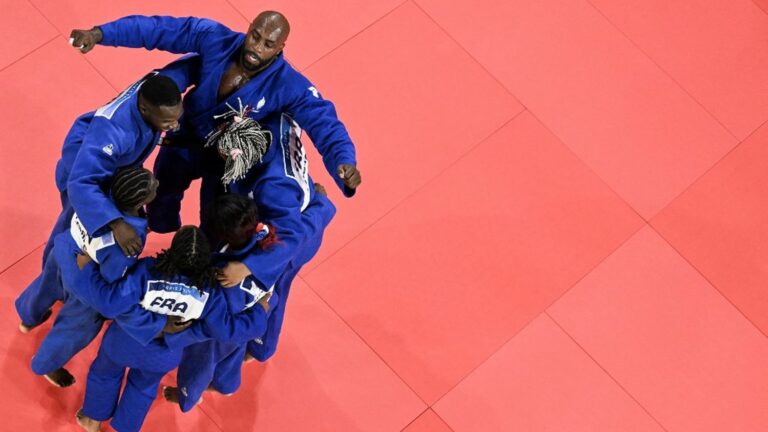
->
[67,8,361,410]
[15,8,359,431]
[61,110,336,432]
[15,56,197,386]
[67,9,362,367]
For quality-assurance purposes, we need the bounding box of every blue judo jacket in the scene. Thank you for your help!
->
[98,15,358,196]
[57,55,199,236]
[54,238,274,366]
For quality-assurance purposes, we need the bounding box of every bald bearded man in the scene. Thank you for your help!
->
[70,12,361,232]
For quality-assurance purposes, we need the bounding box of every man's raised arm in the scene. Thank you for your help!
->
[70,16,229,55]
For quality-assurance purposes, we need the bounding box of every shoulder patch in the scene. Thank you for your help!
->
[95,71,159,120]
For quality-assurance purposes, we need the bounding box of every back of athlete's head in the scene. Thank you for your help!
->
[139,75,181,107]
[205,106,271,186]
[110,166,158,212]
[207,193,277,250]
[152,226,219,291]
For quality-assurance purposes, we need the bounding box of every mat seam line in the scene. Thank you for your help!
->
[647,224,768,339]
[300,0,410,73]
[298,275,430,407]
[302,108,525,276]
[546,311,671,432]
[0,34,60,74]
[426,222,646,406]
[581,0,742,142]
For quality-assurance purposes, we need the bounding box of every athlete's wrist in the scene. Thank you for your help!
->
[91,26,104,44]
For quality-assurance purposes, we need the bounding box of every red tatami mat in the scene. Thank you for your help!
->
[416,0,738,218]
[402,409,453,432]
[755,0,768,15]
[434,315,664,431]
[0,0,57,71]
[297,1,523,269]
[549,227,768,431]
[3,1,768,431]
[652,120,768,336]
[586,0,768,140]
[304,111,642,404]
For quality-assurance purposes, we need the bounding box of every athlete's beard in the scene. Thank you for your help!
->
[241,50,265,71]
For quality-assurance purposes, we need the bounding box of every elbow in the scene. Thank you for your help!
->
[96,300,125,318]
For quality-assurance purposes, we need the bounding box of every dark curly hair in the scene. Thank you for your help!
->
[207,193,277,250]
[151,226,218,292]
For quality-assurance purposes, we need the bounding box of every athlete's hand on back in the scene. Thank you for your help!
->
[313,182,327,197]
[218,261,252,288]
[162,316,193,335]
[109,218,143,256]
[257,291,272,312]
[69,27,103,53]
[76,252,93,270]
[337,164,361,190]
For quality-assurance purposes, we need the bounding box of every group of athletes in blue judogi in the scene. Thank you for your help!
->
[14,11,361,432]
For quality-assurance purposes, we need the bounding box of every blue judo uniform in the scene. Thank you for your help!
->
[169,190,336,411]
[29,212,160,377]
[15,56,198,327]
[95,15,357,232]
[54,238,277,432]
[224,113,334,361]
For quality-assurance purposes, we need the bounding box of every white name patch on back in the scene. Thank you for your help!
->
[279,113,310,211]
[141,280,209,321]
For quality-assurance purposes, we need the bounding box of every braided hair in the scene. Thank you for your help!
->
[151,226,219,293]
[110,166,155,212]
[205,98,271,187]
[207,193,277,250]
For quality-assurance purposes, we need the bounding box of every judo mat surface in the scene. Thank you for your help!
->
[1,0,768,430]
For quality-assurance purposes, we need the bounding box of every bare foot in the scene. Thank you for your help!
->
[44,368,75,387]
[162,386,180,404]
[243,352,256,363]
[19,309,52,334]
[75,409,100,432]
[164,386,203,406]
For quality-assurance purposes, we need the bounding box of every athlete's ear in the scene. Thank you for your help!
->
[137,94,150,115]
